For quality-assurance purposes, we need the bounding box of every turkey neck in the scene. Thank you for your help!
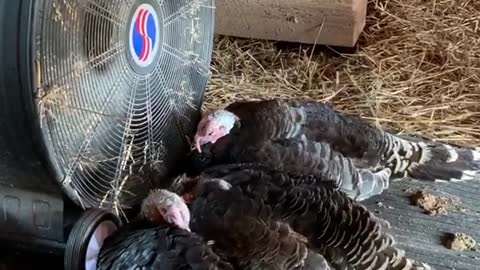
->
[203,121,243,162]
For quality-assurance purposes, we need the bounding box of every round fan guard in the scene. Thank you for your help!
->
[7,0,215,215]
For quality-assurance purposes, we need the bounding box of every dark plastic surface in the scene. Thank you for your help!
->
[0,129,86,254]
[0,183,64,253]
[0,249,63,270]
[0,0,43,164]
[0,0,83,254]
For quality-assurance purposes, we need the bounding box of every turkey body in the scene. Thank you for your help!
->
[97,220,233,270]
[189,176,310,270]
[187,163,431,270]
[189,98,480,201]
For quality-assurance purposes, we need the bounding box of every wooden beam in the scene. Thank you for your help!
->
[214,0,367,47]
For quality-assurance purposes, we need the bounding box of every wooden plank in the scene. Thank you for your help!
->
[214,0,367,47]
[364,177,480,270]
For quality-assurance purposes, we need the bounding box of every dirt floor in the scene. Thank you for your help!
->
[364,177,480,270]
[205,0,480,147]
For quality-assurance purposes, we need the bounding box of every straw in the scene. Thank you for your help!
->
[205,0,480,146]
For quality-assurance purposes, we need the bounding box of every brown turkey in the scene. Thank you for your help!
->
[188,98,480,201]
[144,185,314,269]
[96,189,233,270]
[158,163,432,270]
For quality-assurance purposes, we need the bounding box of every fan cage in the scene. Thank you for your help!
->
[27,0,215,215]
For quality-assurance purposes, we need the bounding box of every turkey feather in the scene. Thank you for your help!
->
[97,221,233,270]
[193,163,432,270]
[190,98,480,202]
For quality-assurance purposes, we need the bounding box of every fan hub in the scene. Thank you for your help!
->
[127,1,163,74]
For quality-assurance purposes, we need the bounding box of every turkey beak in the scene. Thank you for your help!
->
[168,206,191,232]
[194,136,202,153]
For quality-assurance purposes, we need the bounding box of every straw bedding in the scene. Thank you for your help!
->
[204,0,480,146]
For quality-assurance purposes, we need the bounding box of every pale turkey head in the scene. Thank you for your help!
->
[141,189,191,231]
[193,110,239,153]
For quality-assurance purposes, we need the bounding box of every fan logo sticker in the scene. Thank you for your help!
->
[129,4,160,67]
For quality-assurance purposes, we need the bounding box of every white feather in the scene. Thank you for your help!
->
[444,144,458,163]
[418,142,432,165]
[398,159,410,173]
[401,140,413,158]
[460,170,479,181]
[472,149,480,161]
[393,154,402,174]
[208,178,232,190]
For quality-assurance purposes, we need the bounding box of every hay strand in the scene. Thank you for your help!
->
[205,0,480,146]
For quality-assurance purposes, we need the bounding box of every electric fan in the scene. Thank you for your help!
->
[0,0,215,262]
[38,0,213,212]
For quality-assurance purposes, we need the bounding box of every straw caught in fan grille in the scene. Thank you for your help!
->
[33,0,215,215]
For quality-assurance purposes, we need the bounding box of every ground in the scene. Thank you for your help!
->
[364,177,480,270]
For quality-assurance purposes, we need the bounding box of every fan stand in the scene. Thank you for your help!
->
[0,0,83,261]
[0,132,74,255]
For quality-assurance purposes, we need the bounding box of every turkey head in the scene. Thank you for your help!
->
[194,110,239,152]
[140,189,191,231]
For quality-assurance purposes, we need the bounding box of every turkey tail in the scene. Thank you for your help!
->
[280,98,479,182]
[199,164,432,270]
[318,212,432,270]
[379,132,480,182]
[363,245,433,270]
[327,245,432,270]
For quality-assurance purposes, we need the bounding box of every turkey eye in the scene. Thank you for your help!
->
[159,207,168,216]
[208,131,213,136]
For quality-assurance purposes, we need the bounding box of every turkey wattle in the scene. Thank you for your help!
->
[190,98,480,201]
[170,163,432,270]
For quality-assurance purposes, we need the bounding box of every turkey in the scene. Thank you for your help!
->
[156,163,432,270]
[189,98,480,201]
[144,187,334,270]
[96,189,233,270]
[147,181,316,269]
[187,175,310,269]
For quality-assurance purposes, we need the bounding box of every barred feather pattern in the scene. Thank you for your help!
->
[372,132,480,182]
[267,98,480,183]
[190,181,309,270]
[189,99,392,201]
[199,164,432,270]
[97,222,233,270]
[190,98,480,203]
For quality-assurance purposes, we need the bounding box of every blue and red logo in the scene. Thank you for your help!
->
[129,4,160,67]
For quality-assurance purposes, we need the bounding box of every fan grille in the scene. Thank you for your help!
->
[33,0,214,215]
